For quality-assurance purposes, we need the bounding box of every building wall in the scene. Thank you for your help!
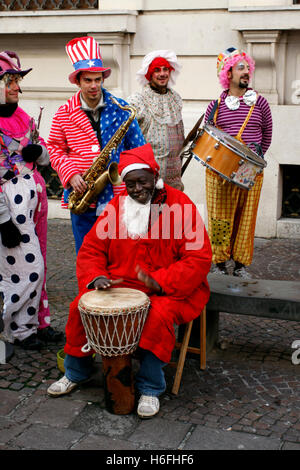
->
[0,1,299,237]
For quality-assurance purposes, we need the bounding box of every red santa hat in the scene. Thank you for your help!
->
[118,143,164,189]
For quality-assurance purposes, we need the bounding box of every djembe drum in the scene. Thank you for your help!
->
[78,287,150,415]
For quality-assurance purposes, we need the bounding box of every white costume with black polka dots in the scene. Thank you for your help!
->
[0,167,44,342]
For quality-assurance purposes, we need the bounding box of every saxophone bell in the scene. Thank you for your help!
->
[68,162,122,215]
[93,161,122,195]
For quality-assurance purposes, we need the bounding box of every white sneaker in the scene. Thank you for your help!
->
[233,266,252,279]
[47,375,78,397]
[137,395,160,418]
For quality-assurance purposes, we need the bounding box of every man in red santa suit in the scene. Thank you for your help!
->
[47,143,212,418]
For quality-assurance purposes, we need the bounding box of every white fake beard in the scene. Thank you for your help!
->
[122,195,151,239]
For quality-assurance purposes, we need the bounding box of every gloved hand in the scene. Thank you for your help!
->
[0,219,22,248]
[21,144,43,163]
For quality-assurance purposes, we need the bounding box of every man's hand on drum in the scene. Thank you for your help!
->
[93,276,123,290]
[135,265,163,295]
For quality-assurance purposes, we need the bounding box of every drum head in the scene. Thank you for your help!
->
[204,124,266,167]
[79,287,149,314]
[79,287,150,357]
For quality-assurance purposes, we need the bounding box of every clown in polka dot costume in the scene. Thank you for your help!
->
[1,173,44,343]
[0,50,63,349]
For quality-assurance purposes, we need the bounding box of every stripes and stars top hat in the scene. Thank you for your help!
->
[66,36,111,84]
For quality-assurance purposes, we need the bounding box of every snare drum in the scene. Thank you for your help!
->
[78,287,150,414]
[191,124,267,189]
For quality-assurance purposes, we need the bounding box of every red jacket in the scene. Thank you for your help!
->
[65,184,212,362]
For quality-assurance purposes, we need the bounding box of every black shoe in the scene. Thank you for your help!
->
[212,262,228,275]
[5,341,14,361]
[37,326,64,343]
[233,264,252,279]
[15,334,43,351]
[233,261,252,278]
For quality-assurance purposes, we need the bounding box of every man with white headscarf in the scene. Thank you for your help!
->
[127,50,184,191]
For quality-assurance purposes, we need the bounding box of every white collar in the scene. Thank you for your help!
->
[80,94,105,112]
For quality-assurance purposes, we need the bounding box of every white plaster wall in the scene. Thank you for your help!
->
[229,0,292,6]
[0,5,299,237]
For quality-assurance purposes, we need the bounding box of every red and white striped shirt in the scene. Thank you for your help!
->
[47,89,145,209]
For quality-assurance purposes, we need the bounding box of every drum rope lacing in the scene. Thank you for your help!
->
[79,301,150,356]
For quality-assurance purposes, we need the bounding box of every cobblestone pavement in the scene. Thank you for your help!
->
[0,219,299,451]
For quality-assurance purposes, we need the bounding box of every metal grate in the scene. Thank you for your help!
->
[0,0,97,10]
[281,165,300,218]
[38,165,63,200]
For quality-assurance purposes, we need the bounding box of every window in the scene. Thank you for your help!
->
[281,165,300,218]
[0,0,98,11]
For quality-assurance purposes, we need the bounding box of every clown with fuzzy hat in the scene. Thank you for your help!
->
[47,142,212,418]
[0,50,63,351]
[48,36,145,254]
[127,50,184,191]
[203,47,273,278]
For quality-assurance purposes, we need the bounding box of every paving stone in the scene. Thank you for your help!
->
[128,417,191,449]
[70,403,138,438]
[27,397,87,427]
[0,417,28,445]
[0,380,10,388]
[182,425,281,450]
[9,383,25,391]
[71,433,138,450]
[0,389,29,417]
[282,441,300,450]
[8,389,47,422]
[11,424,83,450]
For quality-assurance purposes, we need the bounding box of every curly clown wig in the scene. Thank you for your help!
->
[217,47,255,90]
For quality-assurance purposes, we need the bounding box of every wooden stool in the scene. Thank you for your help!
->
[170,307,206,395]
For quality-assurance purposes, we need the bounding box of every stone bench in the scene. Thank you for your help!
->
[184,273,300,354]
[0,297,14,364]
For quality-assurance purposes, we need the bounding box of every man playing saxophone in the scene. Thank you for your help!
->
[48,36,145,253]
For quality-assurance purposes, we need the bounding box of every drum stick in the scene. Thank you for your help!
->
[182,114,204,149]
[181,114,204,176]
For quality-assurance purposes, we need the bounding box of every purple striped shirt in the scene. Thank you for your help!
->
[205,89,272,156]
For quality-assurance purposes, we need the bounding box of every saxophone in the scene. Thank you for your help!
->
[68,96,137,215]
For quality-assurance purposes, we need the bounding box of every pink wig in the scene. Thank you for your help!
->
[218,52,255,90]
